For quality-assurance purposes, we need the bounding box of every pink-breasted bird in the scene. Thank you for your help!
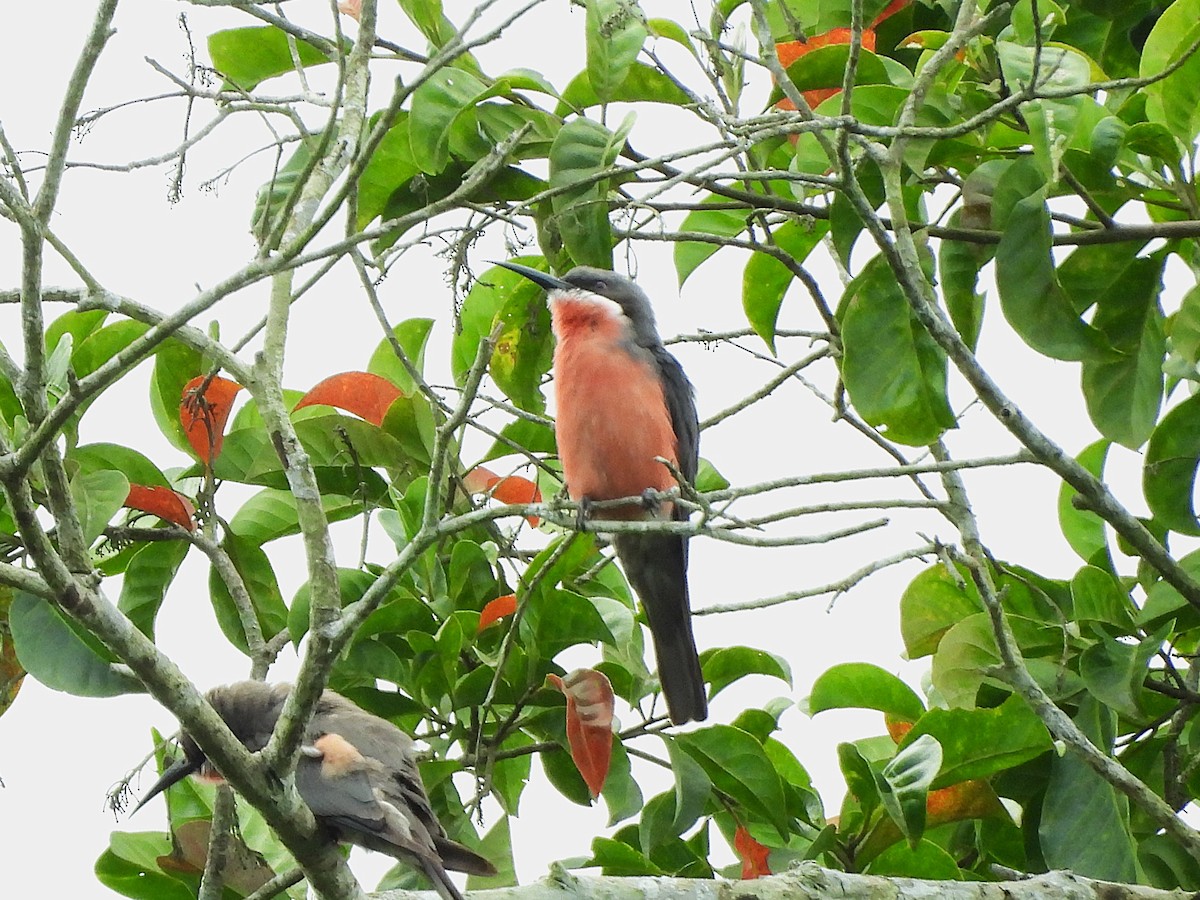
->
[495,262,707,724]
[132,682,496,900]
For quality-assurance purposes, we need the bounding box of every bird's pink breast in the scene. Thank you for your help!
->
[550,298,678,518]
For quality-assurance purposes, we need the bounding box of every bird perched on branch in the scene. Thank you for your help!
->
[133,681,495,900]
[495,261,708,724]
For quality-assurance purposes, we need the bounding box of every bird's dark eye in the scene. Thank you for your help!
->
[594,280,607,291]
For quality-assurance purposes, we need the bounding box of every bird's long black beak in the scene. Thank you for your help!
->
[130,755,202,816]
[492,260,572,293]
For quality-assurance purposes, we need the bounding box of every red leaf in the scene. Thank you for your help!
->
[478,593,517,632]
[294,371,403,426]
[775,29,879,111]
[734,825,772,879]
[547,669,614,798]
[870,0,910,26]
[180,376,242,463]
[464,465,542,526]
[125,484,196,531]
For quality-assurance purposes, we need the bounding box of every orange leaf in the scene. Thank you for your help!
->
[871,0,910,27]
[734,825,772,879]
[775,29,879,111]
[926,779,1003,825]
[125,484,196,531]
[180,376,242,464]
[294,371,403,426]
[547,668,614,798]
[478,594,517,632]
[464,465,542,526]
[885,714,913,743]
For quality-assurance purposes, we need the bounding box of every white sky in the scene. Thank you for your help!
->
[0,1,1162,896]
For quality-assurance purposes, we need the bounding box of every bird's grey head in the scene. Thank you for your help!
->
[494,261,664,347]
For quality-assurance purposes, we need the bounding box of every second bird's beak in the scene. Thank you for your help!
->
[130,755,203,816]
[493,260,572,293]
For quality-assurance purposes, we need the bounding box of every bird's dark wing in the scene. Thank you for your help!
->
[651,346,699,488]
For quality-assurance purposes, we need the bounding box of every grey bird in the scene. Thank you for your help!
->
[495,261,707,724]
[133,681,496,900]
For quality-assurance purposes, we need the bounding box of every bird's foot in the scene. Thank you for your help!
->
[576,496,592,532]
[639,487,661,516]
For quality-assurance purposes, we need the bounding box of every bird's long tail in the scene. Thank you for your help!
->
[613,532,707,724]
[423,859,466,900]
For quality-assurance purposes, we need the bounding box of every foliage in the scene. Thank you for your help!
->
[5,0,1200,896]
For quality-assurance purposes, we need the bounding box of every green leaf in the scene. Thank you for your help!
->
[10,592,144,697]
[409,68,490,174]
[70,469,130,546]
[557,61,691,114]
[367,318,434,397]
[996,43,1090,179]
[995,191,1109,361]
[1144,393,1200,535]
[589,836,664,875]
[1071,565,1135,631]
[778,45,892,99]
[839,256,956,445]
[602,740,644,826]
[586,0,648,103]
[1140,833,1200,891]
[490,733,534,816]
[482,417,557,463]
[118,540,190,639]
[149,339,204,454]
[674,725,790,839]
[288,568,375,645]
[542,746,595,806]
[357,113,421,228]
[1079,623,1168,719]
[1058,441,1110,561]
[521,588,614,658]
[674,198,750,287]
[700,646,791,699]
[663,736,714,836]
[548,117,630,268]
[1039,695,1138,880]
[72,320,151,381]
[250,133,326,245]
[214,413,404,492]
[468,816,516,890]
[208,533,288,654]
[1141,0,1200,143]
[868,838,962,880]
[742,220,829,352]
[899,564,979,659]
[838,741,881,818]
[805,662,924,721]
[71,443,170,488]
[489,273,554,414]
[1140,548,1200,629]
[95,831,195,900]
[930,613,1001,709]
[899,695,1052,787]
[878,733,942,846]
[1079,253,1165,449]
[938,212,987,351]
[693,458,728,492]
[207,26,331,91]
[229,489,368,546]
